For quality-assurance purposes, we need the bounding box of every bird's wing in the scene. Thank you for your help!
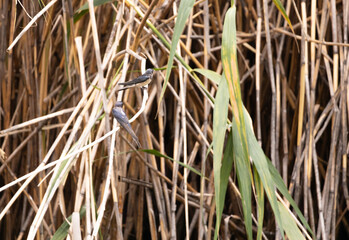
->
[112,108,129,125]
[118,74,149,86]
[112,108,141,147]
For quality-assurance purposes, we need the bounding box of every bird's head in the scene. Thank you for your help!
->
[145,69,154,76]
[114,101,123,108]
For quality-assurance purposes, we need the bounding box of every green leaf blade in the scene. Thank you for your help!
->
[213,75,231,238]
[158,0,195,105]
[193,68,221,85]
[232,120,253,240]
[278,202,306,240]
[254,167,265,240]
[243,108,285,238]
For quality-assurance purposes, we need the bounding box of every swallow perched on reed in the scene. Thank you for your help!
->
[112,101,141,147]
[117,69,154,92]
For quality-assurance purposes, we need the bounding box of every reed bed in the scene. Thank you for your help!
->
[0,0,348,239]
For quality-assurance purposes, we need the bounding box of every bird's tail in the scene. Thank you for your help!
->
[129,132,141,148]
[133,137,141,148]
[116,86,130,92]
[118,81,133,86]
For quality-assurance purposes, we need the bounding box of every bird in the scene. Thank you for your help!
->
[117,69,154,92]
[112,101,141,148]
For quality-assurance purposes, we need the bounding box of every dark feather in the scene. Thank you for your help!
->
[112,107,141,147]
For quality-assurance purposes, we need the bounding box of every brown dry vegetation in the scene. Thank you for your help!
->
[0,0,349,239]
